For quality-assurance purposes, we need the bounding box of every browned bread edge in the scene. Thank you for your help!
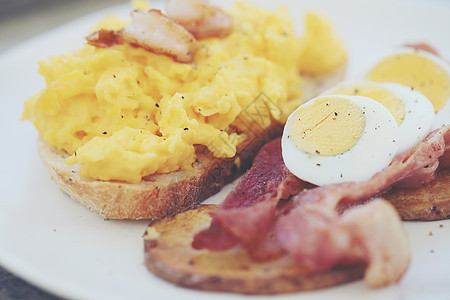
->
[383,168,450,221]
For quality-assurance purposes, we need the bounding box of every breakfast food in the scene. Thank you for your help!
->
[144,124,448,293]
[325,81,435,154]
[144,136,412,293]
[144,205,367,294]
[280,95,449,221]
[282,95,399,185]
[355,46,450,219]
[22,1,347,219]
[144,44,449,293]
[280,44,449,220]
[361,47,450,130]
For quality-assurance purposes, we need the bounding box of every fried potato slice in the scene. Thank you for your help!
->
[143,204,366,294]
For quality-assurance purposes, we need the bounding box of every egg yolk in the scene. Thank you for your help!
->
[367,53,450,112]
[332,85,405,125]
[289,97,365,156]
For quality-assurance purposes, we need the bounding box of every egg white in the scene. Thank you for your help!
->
[434,99,450,130]
[359,47,450,130]
[323,81,434,154]
[282,95,399,186]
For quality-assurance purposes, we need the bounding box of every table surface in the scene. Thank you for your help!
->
[0,1,126,298]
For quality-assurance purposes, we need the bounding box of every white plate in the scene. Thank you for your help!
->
[1,0,449,299]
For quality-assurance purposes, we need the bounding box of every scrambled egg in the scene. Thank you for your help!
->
[23,2,346,183]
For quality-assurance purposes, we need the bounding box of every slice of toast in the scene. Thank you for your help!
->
[144,204,366,294]
[383,168,450,221]
[37,123,283,220]
[36,66,346,220]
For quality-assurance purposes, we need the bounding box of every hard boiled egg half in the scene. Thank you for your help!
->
[282,95,398,186]
[362,47,450,130]
[324,81,434,154]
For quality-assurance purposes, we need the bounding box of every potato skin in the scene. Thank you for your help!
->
[144,205,366,294]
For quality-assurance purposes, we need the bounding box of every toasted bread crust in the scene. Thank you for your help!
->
[144,205,366,294]
[36,66,346,220]
[383,168,450,221]
[37,122,283,220]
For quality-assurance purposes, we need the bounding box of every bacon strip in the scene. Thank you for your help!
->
[439,127,450,168]
[405,43,439,56]
[87,0,233,62]
[87,9,198,63]
[122,9,198,63]
[192,140,306,253]
[194,125,450,287]
[207,175,306,261]
[220,139,293,209]
[165,0,232,39]
[289,126,449,211]
[276,199,409,288]
[86,29,123,48]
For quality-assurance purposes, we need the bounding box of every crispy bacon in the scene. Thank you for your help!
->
[393,125,449,187]
[165,0,232,39]
[440,127,450,168]
[86,29,123,48]
[86,10,198,63]
[405,43,439,56]
[194,125,450,288]
[286,125,449,211]
[122,9,198,63]
[344,201,409,288]
[86,0,232,62]
[192,140,306,254]
[207,175,306,261]
[393,159,439,189]
[220,139,293,209]
[276,199,409,288]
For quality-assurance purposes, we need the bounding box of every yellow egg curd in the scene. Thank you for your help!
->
[367,52,450,112]
[289,97,365,156]
[22,2,346,183]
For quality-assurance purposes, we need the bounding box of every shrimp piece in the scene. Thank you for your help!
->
[165,0,232,39]
[122,9,198,63]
